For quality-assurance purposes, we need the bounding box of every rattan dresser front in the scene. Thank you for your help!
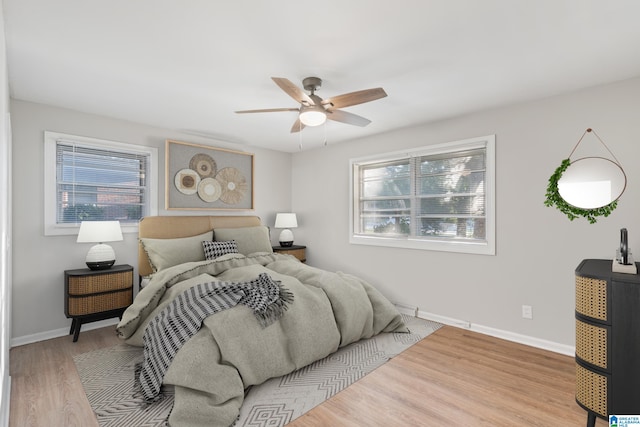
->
[64,264,133,342]
[575,259,640,427]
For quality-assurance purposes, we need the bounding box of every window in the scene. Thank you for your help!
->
[350,135,495,255]
[44,132,158,235]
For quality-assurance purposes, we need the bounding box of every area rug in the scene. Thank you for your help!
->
[74,314,442,427]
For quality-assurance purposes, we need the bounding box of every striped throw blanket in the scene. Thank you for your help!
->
[134,272,293,403]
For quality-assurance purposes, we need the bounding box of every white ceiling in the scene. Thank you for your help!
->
[4,1,640,152]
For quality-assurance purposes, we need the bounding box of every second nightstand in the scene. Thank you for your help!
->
[272,245,306,263]
[64,264,133,342]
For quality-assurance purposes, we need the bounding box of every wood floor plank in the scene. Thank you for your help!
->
[9,326,120,427]
[289,327,607,427]
[9,325,607,427]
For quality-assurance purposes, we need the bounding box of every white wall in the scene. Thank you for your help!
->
[10,77,640,351]
[292,76,640,350]
[10,99,292,343]
[0,2,11,425]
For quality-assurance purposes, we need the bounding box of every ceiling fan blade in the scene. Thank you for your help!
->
[326,109,372,127]
[235,107,299,114]
[272,77,315,105]
[323,87,387,109]
[290,117,306,133]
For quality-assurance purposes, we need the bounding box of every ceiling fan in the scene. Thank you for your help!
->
[235,77,387,133]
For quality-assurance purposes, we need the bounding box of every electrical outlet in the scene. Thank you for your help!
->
[522,305,533,319]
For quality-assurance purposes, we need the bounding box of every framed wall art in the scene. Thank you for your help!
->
[166,140,254,210]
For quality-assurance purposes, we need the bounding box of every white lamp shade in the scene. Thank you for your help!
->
[274,213,298,229]
[77,221,123,243]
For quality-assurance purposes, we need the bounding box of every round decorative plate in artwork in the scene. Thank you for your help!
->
[197,178,222,202]
[189,153,217,178]
[174,168,200,195]
[216,167,247,205]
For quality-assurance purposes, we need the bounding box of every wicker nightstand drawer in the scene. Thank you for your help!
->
[67,288,132,316]
[575,275,608,322]
[67,269,132,295]
[575,319,608,370]
[576,362,608,418]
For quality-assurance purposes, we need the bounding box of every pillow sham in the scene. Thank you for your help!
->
[140,230,214,272]
[213,225,273,255]
[202,240,238,260]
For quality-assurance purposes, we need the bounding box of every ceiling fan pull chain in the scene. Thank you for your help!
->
[299,120,303,151]
[324,121,328,146]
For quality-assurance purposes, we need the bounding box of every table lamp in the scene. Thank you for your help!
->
[274,213,298,247]
[76,221,123,270]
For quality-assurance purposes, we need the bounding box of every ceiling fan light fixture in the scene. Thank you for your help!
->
[299,106,326,126]
[236,77,388,132]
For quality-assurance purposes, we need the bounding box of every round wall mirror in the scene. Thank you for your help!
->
[557,157,627,209]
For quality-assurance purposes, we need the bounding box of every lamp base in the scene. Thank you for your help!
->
[278,229,294,247]
[85,243,116,270]
[86,260,115,270]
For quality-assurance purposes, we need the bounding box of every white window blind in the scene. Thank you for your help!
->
[412,148,486,239]
[350,135,495,255]
[56,141,150,224]
[44,131,158,235]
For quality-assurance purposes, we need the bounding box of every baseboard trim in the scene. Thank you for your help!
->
[416,310,575,357]
[393,302,418,317]
[10,318,120,348]
[10,310,575,356]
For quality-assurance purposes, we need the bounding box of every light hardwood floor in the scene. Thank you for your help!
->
[9,325,606,427]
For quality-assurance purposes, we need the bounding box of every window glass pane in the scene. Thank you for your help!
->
[418,171,486,196]
[361,199,411,213]
[362,161,409,179]
[419,151,485,175]
[418,195,485,216]
[362,178,411,197]
[362,161,410,197]
[416,217,486,239]
[351,136,494,254]
[361,216,410,235]
[56,142,149,224]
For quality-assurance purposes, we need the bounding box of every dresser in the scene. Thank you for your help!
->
[574,259,640,426]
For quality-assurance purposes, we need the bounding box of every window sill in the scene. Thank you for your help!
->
[44,223,140,237]
[349,234,495,255]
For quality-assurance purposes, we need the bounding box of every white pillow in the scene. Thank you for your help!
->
[140,230,214,272]
[213,226,273,255]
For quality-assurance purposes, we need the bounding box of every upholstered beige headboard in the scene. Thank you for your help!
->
[138,215,262,277]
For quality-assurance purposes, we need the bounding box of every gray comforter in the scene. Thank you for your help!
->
[116,253,407,427]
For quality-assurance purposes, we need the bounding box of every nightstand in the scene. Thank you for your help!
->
[64,264,134,342]
[272,245,306,263]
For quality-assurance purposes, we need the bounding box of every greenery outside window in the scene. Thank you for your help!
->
[350,135,495,255]
[44,131,158,236]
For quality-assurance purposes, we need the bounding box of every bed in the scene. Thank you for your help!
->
[116,215,408,427]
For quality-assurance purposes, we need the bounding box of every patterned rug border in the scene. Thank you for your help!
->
[74,315,442,427]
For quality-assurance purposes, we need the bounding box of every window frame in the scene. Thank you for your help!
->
[44,131,158,236]
[349,135,495,255]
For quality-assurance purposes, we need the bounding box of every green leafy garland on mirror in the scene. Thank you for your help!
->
[544,158,618,224]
